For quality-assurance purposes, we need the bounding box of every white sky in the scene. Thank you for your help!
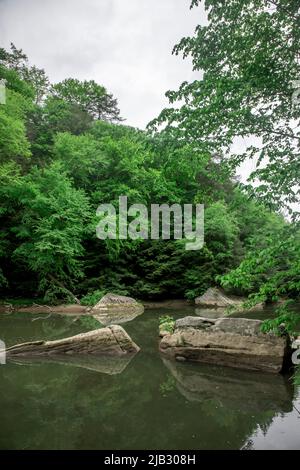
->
[0,0,203,129]
[0,0,256,184]
[1,0,298,211]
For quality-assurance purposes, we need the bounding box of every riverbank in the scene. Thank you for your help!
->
[0,299,191,314]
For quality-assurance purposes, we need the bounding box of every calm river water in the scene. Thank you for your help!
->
[0,307,299,449]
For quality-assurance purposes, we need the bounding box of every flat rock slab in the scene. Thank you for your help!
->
[160,316,290,373]
[4,325,140,357]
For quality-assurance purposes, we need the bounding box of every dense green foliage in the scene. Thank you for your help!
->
[149,0,300,329]
[0,6,299,326]
[159,316,175,334]
[151,0,300,215]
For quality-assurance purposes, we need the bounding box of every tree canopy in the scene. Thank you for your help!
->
[51,78,122,122]
[150,0,300,215]
[0,18,299,333]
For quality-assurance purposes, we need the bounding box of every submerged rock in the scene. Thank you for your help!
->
[159,316,290,373]
[5,325,140,357]
[195,287,246,308]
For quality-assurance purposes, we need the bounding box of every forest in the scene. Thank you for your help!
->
[0,0,299,335]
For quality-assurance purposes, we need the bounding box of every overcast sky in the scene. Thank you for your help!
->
[0,0,204,129]
[1,0,294,207]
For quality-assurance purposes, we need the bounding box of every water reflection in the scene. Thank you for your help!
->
[242,389,300,450]
[161,355,300,449]
[8,352,137,375]
[1,310,141,376]
[162,358,294,414]
[0,306,299,449]
[92,306,144,326]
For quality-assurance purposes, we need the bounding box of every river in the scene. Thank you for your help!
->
[0,306,299,449]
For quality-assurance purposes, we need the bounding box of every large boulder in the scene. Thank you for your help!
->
[195,287,245,308]
[159,316,290,373]
[91,293,143,312]
[91,293,144,325]
[4,325,140,357]
[92,293,142,309]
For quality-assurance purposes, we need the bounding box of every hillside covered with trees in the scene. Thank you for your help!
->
[0,0,299,333]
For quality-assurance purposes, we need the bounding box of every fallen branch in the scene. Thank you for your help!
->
[48,274,81,305]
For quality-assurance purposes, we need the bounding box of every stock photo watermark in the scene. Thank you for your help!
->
[0,340,6,365]
[96,196,204,250]
[292,349,300,365]
[292,337,300,365]
[0,78,6,105]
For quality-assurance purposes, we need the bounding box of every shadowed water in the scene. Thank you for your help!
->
[0,306,299,449]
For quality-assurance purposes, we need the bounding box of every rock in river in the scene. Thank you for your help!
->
[90,293,144,325]
[195,287,246,308]
[92,293,143,311]
[4,325,140,357]
[159,316,291,373]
